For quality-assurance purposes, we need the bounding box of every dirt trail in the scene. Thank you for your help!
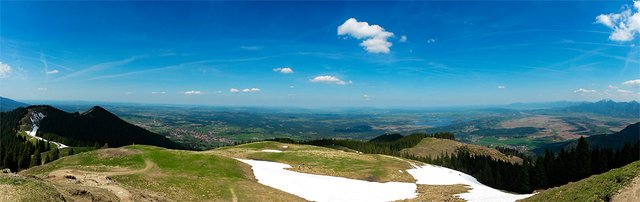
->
[46,159,156,202]
[230,188,238,202]
[612,175,640,202]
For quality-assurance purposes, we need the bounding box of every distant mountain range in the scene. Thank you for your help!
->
[535,122,639,153]
[12,105,183,149]
[0,96,28,112]
[561,100,639,118]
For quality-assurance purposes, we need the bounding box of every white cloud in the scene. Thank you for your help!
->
[497,85,506,89]
[595,0,640,41]
[289,85,295,88]
[37,87,47,91]
[0,62,12,78]
[242,88,261,93]
[151,91,166,94]
[310,75,352,85]
[623,79,640,87]
[230,87,260,93]
[427,38,437,43]
[363,94,370,100]
[399,35,407,43]
[46,69,60,74]
[184,90,203,95]
[608,85,620,89]
[273,67,294,74]
[338,18,394,54]
[617,89,634,94]
[574,88,597,93]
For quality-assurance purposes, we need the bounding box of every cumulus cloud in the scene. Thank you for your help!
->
[338,18,395,54]
[497,85,506,89]
[623,79,640,87]
[595,0,640,41]
[427,38,437,43]
[46,69,60,74]
[574,88,597,94]
[273,67,294,74]
[0,62,12,78]
[184,90,203,95]
[310,75,352,85]
[230,87,260,93]
[608,85,620,89]
[399,35,407,43]
[151,91,166,94]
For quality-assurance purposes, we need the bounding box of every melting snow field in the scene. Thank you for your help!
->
[26,112,68,149]
[236,159,417,202]
[260,149,283,153]
[239,159,534,202]
[27,126,69,149]
[407,164,534,202]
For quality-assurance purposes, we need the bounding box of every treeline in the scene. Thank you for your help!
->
[299,132,455,155]
[0,108,61,171]
[404,137,640,193]
[267,133,639,194]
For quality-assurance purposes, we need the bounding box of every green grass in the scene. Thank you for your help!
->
[523,160,640,202]
[22,144,304,201]
[0,174,63,202]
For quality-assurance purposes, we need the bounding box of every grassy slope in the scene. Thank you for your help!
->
[13,141,474,201]
[401,137,523,164]
[22,145,304,201]
[0,174,63,202]
[213,141,418,183]
[522,160,640,202]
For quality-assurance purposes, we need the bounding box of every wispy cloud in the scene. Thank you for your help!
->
[46,69,60,74]
[623,79,640,87]
[574,88,597,94]
[151,91,166,94]
[88,56,274,80]
[230,87,261,93]
[0,62,12,78]
[310,75,352,85]
[399,35,407,43]
[338,18,395,54]
[184,90,203,95]
[497,85,506,89]
[240,46,261,51]
[57,56,141,81]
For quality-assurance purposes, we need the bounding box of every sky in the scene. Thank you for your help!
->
[1,1,639,107]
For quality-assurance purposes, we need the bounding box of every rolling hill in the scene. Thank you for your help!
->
[535,122,639,153]
[523,160,640,202]
[15,105,182,149]
[0,96,28,112]
[1,141,534,201]
[401,137,523,164]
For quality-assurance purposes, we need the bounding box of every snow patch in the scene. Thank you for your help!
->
[407,164,534,202]
[261,149,283,153]
[236,159,417,202]
[25,112,68,149]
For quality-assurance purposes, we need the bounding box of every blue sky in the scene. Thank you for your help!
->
[1,1,639,107]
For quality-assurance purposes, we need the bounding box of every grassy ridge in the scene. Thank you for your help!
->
[401,137,523,164]
[522,160,640,202]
